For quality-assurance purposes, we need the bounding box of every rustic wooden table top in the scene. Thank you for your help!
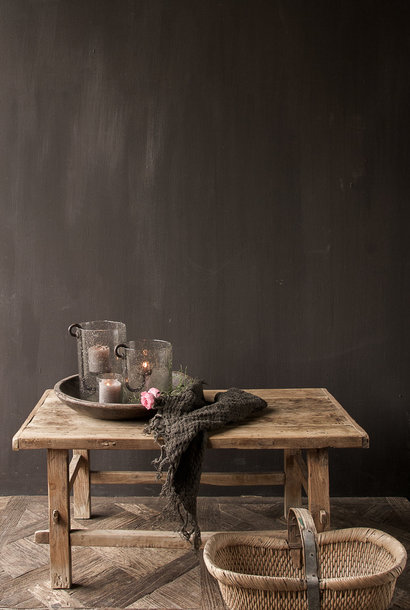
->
[13,388,369,451]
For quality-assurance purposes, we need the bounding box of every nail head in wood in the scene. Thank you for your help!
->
[319,509,328,526]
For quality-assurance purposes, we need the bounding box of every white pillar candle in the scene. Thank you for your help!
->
[88,345,110,373]
[98,378,122,403]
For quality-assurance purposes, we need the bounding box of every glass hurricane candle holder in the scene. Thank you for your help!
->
[68,320,127,399]
[115,339,172,403]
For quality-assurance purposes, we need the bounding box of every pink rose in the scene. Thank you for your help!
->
[148,387,160,398]
[140,391,155,410]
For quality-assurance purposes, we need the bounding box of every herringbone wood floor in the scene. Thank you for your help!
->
[0,496,409,609]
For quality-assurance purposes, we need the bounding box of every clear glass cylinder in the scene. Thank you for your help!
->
[68,320,127,399]
[115,339,172,403]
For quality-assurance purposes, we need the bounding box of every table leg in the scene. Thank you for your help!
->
[47,449,72,588]
[284,449,302,517]
[73,449,91,519]
[307,448,330,532]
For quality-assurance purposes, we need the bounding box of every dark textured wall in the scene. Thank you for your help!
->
[1,0,409,497]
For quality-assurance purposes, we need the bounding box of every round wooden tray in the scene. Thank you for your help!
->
[54,371,191,420]
[54,374,152,420]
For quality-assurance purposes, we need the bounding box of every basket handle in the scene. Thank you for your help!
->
[287,508,320,610]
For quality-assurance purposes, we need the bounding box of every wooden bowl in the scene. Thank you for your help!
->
[54,371,193,420]
[54,375,152,420]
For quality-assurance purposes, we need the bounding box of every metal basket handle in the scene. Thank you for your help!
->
[287,507,320,610]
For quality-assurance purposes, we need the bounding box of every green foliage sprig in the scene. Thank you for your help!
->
[165,365,193,396]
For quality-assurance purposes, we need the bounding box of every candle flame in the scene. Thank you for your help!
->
[142,361,149,369]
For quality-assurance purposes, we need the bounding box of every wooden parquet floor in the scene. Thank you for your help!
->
[0,495,409,609]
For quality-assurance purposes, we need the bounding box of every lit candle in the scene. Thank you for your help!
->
[141,360,152,389]
[142,361,151,374]
[98,377,122,403]
[88,345,110,373]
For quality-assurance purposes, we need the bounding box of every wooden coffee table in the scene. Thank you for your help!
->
[13,387,368,589]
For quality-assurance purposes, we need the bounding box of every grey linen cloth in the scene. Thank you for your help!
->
[145,380,267,549]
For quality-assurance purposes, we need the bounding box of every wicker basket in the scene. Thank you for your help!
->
[203,507,407,610]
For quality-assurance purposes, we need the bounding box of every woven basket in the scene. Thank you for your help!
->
[203,507,407,610]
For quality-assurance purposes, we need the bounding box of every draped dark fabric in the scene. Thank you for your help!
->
[145,381,267,549]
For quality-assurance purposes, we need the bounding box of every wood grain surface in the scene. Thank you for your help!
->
[47,449,72,588]
[13,388,369,450]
